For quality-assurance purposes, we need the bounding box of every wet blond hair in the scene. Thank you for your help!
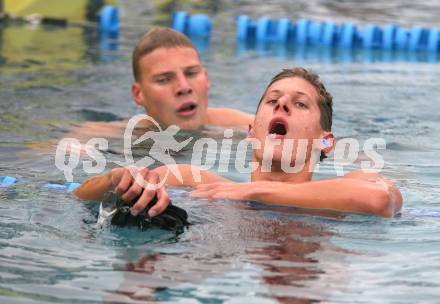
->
[132,27,196,81]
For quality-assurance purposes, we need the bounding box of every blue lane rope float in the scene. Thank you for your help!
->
[362,24,382,49]
[171,11,212,38]
[338,23,359,48]
[0,176,79,192]
[383,24,398,49]
[235,41,438,63]
[235,15,440,52]
[308,21,323,45]
[44,182,81,192]
[256,17,270,42]
[188,14,212,37]
[236,15,255,41]
[0,176,17,187]
[172,11,188,33]
[296,18,311,45]
[322,21,338,47]
[409,27,429,51]
[99,5,119,35]
[428,29,440,52]
[395,27,409,50]
[276,18,291,43]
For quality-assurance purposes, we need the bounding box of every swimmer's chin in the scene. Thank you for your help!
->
[173,117,206,130]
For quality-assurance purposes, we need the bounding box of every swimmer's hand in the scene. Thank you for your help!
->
[110,167,170,218]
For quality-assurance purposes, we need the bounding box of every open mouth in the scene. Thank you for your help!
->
[268,118,288,136]
[176,102,197,116]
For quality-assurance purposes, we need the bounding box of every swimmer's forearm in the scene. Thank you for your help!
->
[248,179,401,217]
[154,164,229,187]
[73,173,112,201]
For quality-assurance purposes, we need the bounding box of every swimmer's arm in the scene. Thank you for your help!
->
[256,173,402,217]
[73,164,228,201]
[341,170,403,216]
[153,164,230,187]
[207,108,254,126]
[191,172,403,217]
[73,173,113,201]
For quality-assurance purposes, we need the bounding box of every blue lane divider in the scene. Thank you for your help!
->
[235,41,438,63]
[236,15,440,52]
[171,11,212,38]
[99,5,119,35]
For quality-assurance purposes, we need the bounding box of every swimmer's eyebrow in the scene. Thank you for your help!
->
[268,89,312,101]
[152,64,202,78]
[184,64,202,70]
[152,71,174,79]
[265,90,282,99]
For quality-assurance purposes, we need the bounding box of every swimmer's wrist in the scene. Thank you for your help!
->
[246,182,274,201]
[73,172,113,201]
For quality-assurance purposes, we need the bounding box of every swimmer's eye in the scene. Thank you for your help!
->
[294,101,307,109]
[155,76,171,84]
[267,99,278,105]
[185,68,200,77]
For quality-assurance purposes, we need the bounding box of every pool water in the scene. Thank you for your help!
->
[1,1,440,303]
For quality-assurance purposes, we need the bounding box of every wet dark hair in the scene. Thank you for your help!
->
[257,67,333,161]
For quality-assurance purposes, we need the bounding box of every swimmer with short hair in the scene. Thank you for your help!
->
[65,27,254,143]
[74,67,403,218]
[131,27,254,129]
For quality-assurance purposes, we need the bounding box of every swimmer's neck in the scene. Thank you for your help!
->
[251,159,314,184]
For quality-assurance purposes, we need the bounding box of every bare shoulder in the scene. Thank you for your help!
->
[68,119,128,141]
[153,164,230,187]
[207,107,254,126]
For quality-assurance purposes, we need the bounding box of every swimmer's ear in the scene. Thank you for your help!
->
[247,124,254,138]
[321,132,335,154]
[203,68,211,89]
[132,82,144,106]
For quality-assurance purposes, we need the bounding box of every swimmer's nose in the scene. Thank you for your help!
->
[176,73,193,96]
[274,97,290,114]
